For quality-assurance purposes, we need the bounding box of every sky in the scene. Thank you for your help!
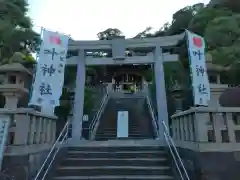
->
[28,0,210,40]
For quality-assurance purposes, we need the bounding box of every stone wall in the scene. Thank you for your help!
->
[173,147,240,180]
[2,145,50,180]
[2,145,68,180]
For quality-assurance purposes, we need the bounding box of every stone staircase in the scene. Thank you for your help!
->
[95,97,155,140]
[51,140,174,180]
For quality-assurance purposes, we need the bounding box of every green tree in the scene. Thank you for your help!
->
[97,28,123,40]
[204,15,240,52]
[0,0,40,64]
[134,27,154,38]
[56,65,97,119]
[188,6,232,36]
[210,0,240,12]
[204,14,240,84]
[164,3,204,36]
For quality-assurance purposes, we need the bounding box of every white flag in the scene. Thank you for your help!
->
[186,30,210,106]
[29,29,69,109]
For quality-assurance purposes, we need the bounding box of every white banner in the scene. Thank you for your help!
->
[0,115,10,170]
[29,29,69,109]
[186,30,210,106]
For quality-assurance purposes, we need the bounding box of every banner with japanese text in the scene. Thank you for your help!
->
[29,29,69,109]
[186,30,210,106]
[0,115,10,170]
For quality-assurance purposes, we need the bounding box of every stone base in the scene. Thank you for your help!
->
[171,147,240,180]
[2,146,67,180]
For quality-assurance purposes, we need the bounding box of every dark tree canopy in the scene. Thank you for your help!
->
[97,28,123,40]
[0,0,40,64]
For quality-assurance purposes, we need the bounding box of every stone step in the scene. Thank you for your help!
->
[97,126,144,129]
[61,158,169,167]
[53,175,174,180]
[96,131,145,134]
[95,97,155,140]
[94,137,155,141]
[94,138,155,141]
[94,136,151,139]
[97,127,145,130]
[51,141,172,180]
[68,146,164,152]
[67,151,166,159]
[95,134,154,137]
[96,126,142,130]
[55,166,172,176]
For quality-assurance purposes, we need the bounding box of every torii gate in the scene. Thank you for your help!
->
[66,33,184,144]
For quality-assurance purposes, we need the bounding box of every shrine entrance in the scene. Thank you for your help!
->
[113,72,143,92]
[66,34,184,143]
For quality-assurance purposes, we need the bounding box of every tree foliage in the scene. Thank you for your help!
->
[0,0,40,64]
[134,27,154,38]
[97,28,123,40]
[210,0,240,12]
[188,6,232,36]
[152,1,240,84]
[205,15,240,51]
[166,4,204,36]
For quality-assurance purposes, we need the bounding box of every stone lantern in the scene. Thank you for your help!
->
[171,81,184,113]
[0,63,31,108]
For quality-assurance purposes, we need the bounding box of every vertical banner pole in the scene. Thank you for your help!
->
[28,27,44,108]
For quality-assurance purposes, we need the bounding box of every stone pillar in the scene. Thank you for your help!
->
[172,86,183,113]
[111,78,114,92]
[119,84,123,92]
[14,114,30,145]
[3,92,20,108]
[141,77,145,92]
[217,74,221,84]
[154,45,169,145]
[175,98,183,113]
[106,83,113,93]
[71,49,86,140]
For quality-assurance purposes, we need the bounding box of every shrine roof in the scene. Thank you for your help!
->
[0,63,31,75]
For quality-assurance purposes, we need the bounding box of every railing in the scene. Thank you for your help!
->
[162,121,190,180]
[171,107,240,148]
[146,94,190,180]
[33,120,70,180]
[146,95,159,137]
[89,92,109,140]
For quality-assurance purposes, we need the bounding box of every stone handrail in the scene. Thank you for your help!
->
[2,108,57,152]
[171,107,240,152]
[0,108,56,119]
[0,108,57,179]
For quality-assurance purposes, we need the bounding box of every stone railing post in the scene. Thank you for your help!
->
[14,114,30,145]
[194,110,209,142]
[226,112,236,142]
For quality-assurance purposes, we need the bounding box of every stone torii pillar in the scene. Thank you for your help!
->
[154,45,169,144]
[71,49,86,140]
